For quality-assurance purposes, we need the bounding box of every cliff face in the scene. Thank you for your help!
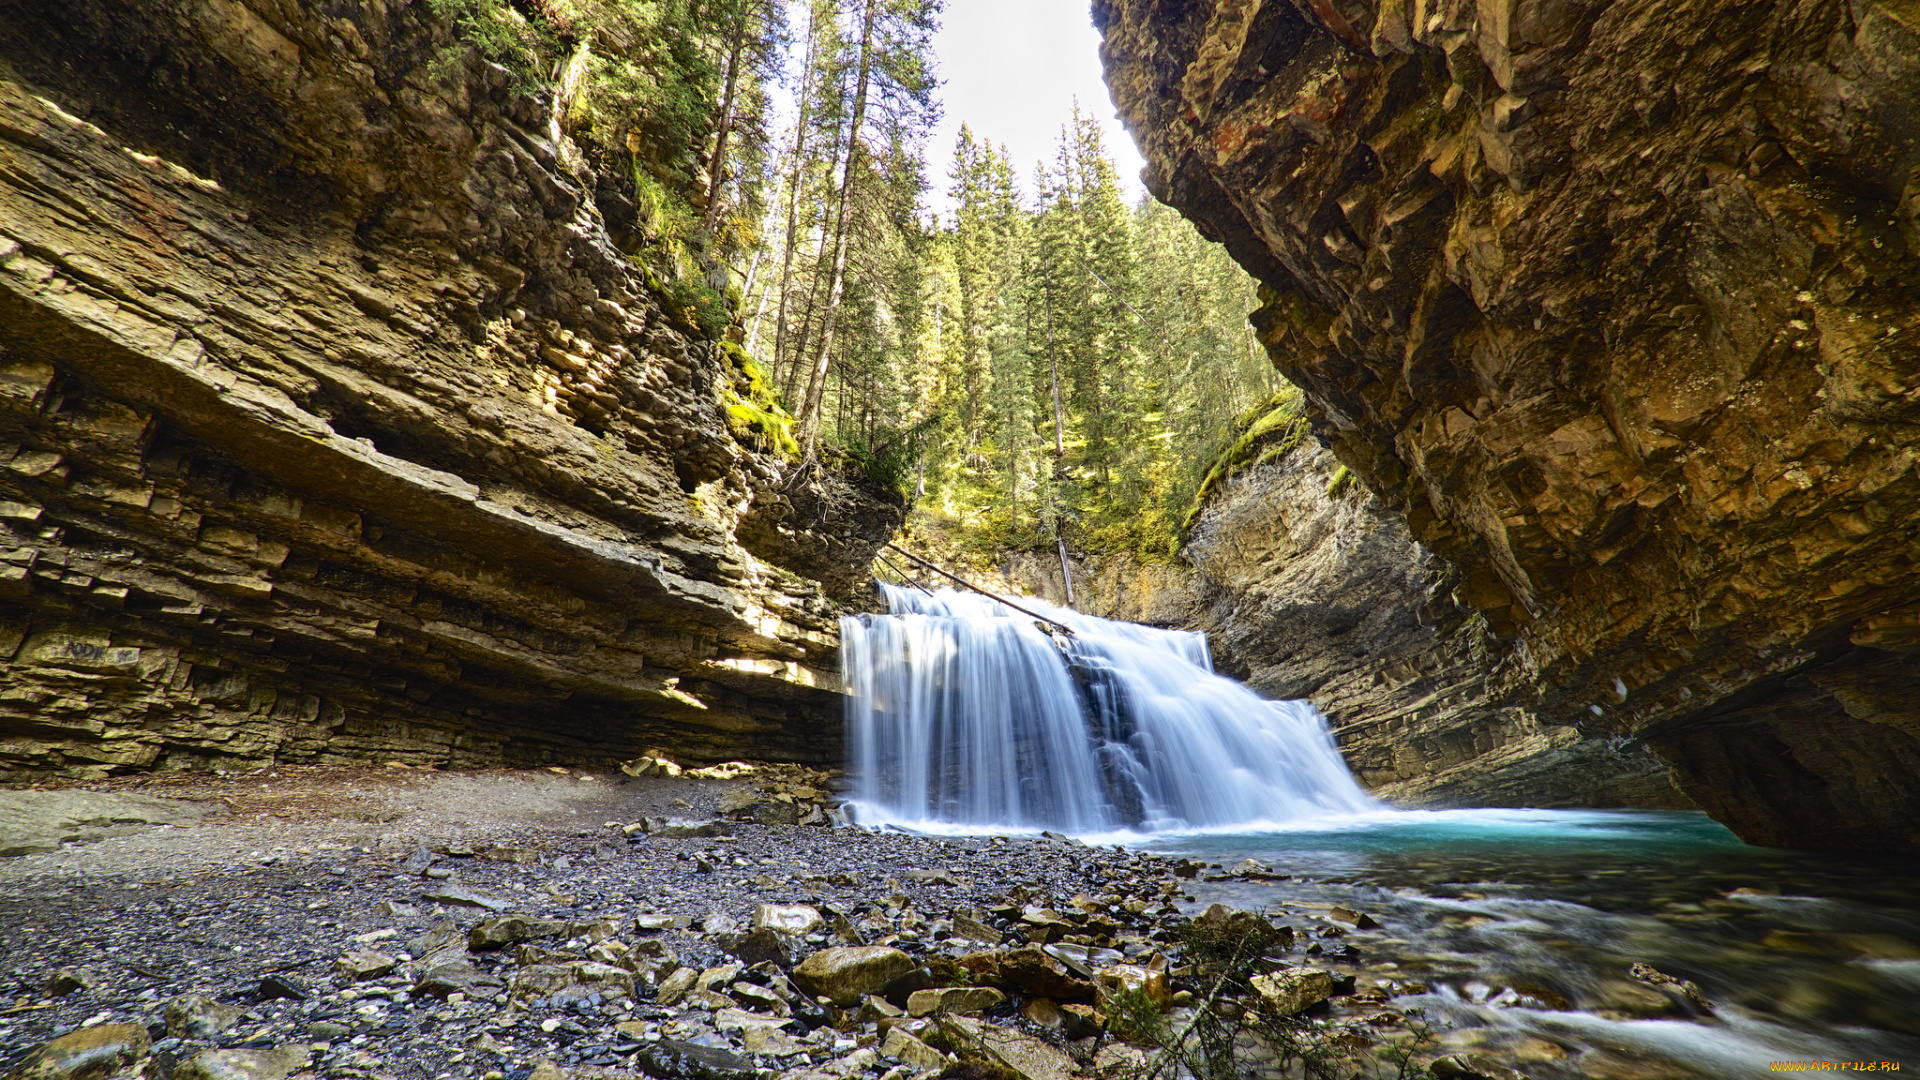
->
[1098,0,1920,848]
[995,439,1685,810]
[0,0,897,776]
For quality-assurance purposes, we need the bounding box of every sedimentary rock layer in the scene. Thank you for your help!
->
[1098,0,1920,847]
[0,0,895,775]
[995,440,1685,810]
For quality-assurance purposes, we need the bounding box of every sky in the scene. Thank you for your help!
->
[928,0,1148,212]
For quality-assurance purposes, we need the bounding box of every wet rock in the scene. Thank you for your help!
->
[256,973,309,1002]
[751,903,823,936]
[713,1007,791,1033]
[1329,907,1381,930]
[413,958,505,998]
[333,949,397,981]
[1191,903,1291,954]
[1094,961,1171,1005]
[511,961,634,1002]
[937,1015,1077,1080]
[654,818,731,839]
[165,993,240,1040]
[905,986,1005,1017]
[1430,1055,1528,1080]
[632,1039,757,1080]
[469,915,570,950]
[172,1046,311,1080]
[422,885,512,911]
[727,927,792,967]
[879,1027,948,1071]
[1628,962,1713,1012]
[655,966,698,1006]
[1249,968,1334,1016]
[965,947,1093,1002]
[43,967,96,997]
[8,1023,150,1080]
[791,946,917,1006]
[951,914,1004,945]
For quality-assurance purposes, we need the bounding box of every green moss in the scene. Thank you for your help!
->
[1325,463,1354,498]
[1180,388,1307,535]
[718,340,798,458]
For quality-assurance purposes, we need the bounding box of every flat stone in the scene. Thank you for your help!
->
[1249,967,1334,1016]
[727,927,791,967]
[653,818,731,839]
[751,903,823,936]
[713,1007,792,1032]
[791,946,918,1006]
[468,915,570,950]
[938,1015,1077,1080]
[633,1038,757,1080]
[43,967,97,997]
[951,914,1004,944]
[880,1027,948,1071]
[655,966,698,1006]
[412,957,504,998]
[171,1046,311,1080]
[8,1023,150,1080]
[165,993,239,1039]
[974,946,1093,1001]
[333,949,397,981]
[421,885,512,911]
[907,985,1006,1016]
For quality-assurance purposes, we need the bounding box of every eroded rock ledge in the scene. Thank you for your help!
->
[0,1,897,776]
[1098,0,1920,847]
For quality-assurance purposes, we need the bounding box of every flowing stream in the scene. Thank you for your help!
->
[839,586,1920,1075]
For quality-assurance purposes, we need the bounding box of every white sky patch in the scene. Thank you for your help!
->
[930,0,1148,214]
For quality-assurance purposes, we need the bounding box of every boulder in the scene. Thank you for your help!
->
[791,946,917,1006]
[879,1027,949,1071]
[8,1023,150,1080]
[164,993,239,1040]
[906,986,1005,1017]
[751,903,824,936]
[468,915,570,950]
[937,1015,1078,1080]
[1249,967,1334,1016]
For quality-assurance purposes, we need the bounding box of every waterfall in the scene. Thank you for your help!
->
[841,585,1379,835]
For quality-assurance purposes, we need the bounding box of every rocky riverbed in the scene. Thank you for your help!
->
[0,767,1545,1080]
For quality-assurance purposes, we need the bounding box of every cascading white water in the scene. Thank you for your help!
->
[841,584,1379,834]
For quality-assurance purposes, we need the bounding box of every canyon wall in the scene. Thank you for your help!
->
[993,438,1685,809]
[0,0,897,777]
[1098,0,1920,848]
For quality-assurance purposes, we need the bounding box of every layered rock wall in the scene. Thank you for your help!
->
[0,0,895,776]
[1098,0,1920,847]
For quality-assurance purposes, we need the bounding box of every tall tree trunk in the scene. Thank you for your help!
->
[773,1,824,397]
[701,0,752,243]
[797,0,876,458]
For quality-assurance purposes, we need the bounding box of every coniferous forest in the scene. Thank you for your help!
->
[436,0,1288,558]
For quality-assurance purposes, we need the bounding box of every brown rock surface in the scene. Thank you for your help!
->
[0,0,899,777]
[1097,0,1920,848]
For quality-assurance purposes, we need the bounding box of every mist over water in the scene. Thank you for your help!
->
[840,584,1377,834]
